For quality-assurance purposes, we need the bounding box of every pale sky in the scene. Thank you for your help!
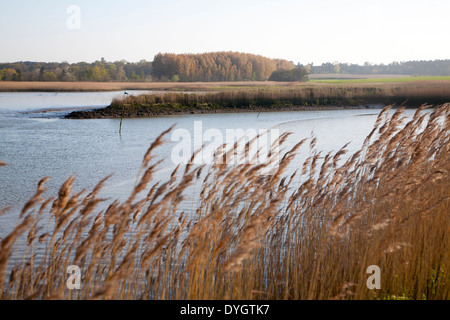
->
[1,0,449,65]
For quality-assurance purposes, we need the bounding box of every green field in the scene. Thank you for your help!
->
[310,76,450,84]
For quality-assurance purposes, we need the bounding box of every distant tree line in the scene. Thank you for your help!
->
[268,67,308,81]
[0,53,296,83]
[0,58,152,82]
[3,55,449,82]
[307,59,450,76]
[151,52,295,82]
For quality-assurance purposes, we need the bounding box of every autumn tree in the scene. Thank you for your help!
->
[0,68,19,81]
[268,67,309,82]
[151,52,295,82]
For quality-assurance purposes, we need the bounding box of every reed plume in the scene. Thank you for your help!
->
[0,103,449,300]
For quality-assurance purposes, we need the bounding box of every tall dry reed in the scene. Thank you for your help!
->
[109,82,450,110]
[1,104,449,300]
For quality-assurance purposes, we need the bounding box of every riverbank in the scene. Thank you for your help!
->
[64,81,450,119]
[1,77,450,92]
[0,81,301,92]
[65,104,375,119]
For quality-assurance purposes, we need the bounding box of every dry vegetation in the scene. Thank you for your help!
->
[112,80,450,107]
[1,104,449,300]
[66,80,450,118]
[0,81,299,92]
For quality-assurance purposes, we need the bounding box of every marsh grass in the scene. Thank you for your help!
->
[57,80,450,118]
[1,104,449,300]
[95,81,450,118]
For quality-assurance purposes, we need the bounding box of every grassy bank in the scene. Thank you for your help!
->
[0,81,300,92]
[1,104,450,300]
[65,81,450,118]
[2,77,449,92]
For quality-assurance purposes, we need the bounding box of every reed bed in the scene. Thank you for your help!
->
[1,104,450,300]
[65,81,450,118]
[111,81,450,107]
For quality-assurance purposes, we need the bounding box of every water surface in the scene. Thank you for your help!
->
[0,91,405,237]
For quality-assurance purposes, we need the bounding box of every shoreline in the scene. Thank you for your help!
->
[64,104,394,119]
[0,81,305,92]
[2,80,448,119]
[64,96,449,119]
[2,78,450,92]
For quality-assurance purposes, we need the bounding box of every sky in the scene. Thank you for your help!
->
[1,0,449,65]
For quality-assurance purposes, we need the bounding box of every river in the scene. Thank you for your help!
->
[0,91,408,237]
